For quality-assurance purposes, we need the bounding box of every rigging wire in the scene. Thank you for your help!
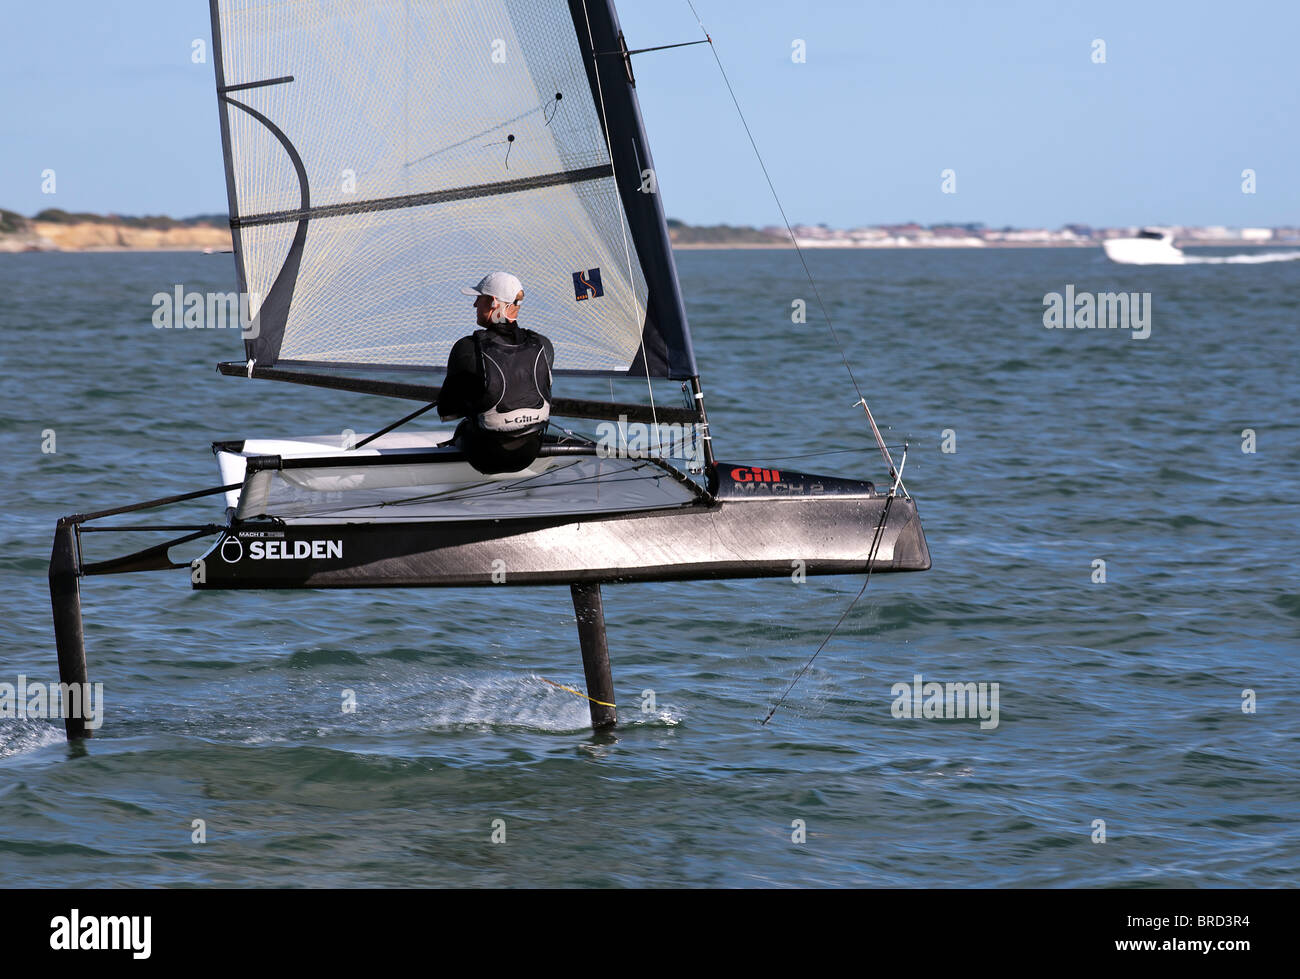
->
[595,38,712,57]
[353,401,440,449]
[538,675,616,708]
[406,100,551,169]
[675,4,911,721]
[580,0,664,460]
[683,0,897,484]
[761,490,896,726]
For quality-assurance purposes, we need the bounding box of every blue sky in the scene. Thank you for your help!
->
[1,0,1296,228]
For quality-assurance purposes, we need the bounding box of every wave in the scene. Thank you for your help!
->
[1184,250,1300,265]
[399,673,682,733]
[0,719,65,760]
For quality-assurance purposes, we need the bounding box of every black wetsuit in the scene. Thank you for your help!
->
[438,323,555,474]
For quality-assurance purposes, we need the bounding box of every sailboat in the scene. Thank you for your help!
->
[48,0,930,738]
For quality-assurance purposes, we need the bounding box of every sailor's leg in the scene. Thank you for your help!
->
[463,427,544,474]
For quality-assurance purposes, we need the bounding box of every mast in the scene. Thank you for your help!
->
[568,0,714,475]
[567,0,697,381]
[207,0,253,363]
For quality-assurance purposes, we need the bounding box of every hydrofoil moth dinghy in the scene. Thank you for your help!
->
[48,0,930,737]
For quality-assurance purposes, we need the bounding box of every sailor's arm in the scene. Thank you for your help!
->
[538,334,555,385]
[437,336,480,420]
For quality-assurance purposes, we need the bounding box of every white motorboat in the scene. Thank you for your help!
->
[1102,229,1185,265]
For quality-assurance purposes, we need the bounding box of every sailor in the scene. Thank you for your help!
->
[437,271,555,474]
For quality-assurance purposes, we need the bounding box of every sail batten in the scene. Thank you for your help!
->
[232,164,614,228]
[208,0,698,379]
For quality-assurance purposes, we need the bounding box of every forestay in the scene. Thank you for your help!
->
[209,0,697,379]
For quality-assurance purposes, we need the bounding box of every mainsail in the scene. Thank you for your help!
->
[209,0,696,379]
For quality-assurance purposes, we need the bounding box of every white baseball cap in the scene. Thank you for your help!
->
[461,271,524,305]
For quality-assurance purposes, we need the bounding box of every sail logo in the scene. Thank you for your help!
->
[573,268,603,301]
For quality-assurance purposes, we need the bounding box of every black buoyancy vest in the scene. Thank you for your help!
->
[472,327,552,435]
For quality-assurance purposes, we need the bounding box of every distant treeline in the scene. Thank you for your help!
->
[0,208,227,231]
[666,218,785,245]
[0,209,29,234]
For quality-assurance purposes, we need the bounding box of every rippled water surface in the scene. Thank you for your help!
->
[1,247,1297,886]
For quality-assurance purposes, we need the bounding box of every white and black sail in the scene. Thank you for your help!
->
[209,0,696,379]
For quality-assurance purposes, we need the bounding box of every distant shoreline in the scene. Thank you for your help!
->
[0,218,231,254]
[4,241,1296,254]
[672,240,1297,251]
[0,246,235,254]
[2,208,1296,254]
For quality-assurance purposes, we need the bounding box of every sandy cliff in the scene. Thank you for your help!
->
[26,221,232,252]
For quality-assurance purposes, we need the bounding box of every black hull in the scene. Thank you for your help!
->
[194,495,930,590]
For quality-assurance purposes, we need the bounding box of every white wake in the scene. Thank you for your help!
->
[1183,250,1300,265]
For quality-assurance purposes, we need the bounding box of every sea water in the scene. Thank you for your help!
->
[0,247,1296,886]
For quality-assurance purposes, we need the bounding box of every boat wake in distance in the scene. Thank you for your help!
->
[1103,227,1300,265]
[1182,250,1300,264]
